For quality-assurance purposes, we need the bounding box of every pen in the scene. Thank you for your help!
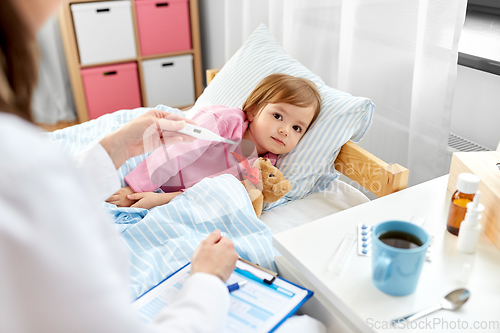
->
[227,280,247,293]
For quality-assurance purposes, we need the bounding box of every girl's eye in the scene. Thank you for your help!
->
[273,113,283,120]
[293,125,301,133]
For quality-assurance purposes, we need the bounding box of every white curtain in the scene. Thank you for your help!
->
[32,14,76,124]
[223,0,467,186]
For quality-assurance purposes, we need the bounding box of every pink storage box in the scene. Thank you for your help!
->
[81,62,142,120]
[135,0,191,55]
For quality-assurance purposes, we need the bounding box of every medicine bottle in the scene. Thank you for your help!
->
[457,191,484,253]
[446,173,480,236]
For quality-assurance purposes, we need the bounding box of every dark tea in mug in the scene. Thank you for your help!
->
[378,230,423,249]
[372,221,430,296]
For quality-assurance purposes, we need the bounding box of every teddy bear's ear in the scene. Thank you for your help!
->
[258,157,273,171]
[252,157,262,169]
[261,158,279,174]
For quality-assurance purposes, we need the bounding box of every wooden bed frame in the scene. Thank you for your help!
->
[206,69,409,197]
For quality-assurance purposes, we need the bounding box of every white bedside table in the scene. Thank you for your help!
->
[273,175,500,333]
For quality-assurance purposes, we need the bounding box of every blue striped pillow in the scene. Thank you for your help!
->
[195,24,375,210]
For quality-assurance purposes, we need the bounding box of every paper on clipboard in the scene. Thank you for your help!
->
[132,259,312,332]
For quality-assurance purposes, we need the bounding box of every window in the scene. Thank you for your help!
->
[458,0,500,75]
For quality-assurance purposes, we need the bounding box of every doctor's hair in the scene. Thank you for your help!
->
[242,73,321,133]
[0,0,39,122]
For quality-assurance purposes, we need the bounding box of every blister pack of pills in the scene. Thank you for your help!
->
[357,224,373,256]
[357,219,433,262]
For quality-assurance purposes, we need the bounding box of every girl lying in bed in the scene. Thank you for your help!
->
[106,73,321,209]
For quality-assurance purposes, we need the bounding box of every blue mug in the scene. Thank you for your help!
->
[371,221,430,296]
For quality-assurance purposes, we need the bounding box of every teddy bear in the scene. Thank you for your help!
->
[240,157,292,218]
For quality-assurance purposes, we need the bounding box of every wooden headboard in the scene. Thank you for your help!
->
[206,69,409,197]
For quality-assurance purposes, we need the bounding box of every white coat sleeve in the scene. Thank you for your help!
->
[73,142,122,202]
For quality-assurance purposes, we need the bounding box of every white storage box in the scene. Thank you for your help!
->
[142,55,195,107]
[71,1,137,65]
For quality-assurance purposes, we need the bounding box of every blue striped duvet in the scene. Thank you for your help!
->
[48,106,278,299]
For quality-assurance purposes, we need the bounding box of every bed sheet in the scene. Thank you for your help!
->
[106,174,278,299]
[260,179,370,234]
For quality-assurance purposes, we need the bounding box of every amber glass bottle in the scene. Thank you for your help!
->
[446,173,480,236]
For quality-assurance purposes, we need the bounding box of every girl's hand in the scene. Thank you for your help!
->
[127,191,182,209]
[106,186,136,207]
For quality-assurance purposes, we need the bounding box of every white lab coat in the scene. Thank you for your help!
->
[0,113,229,333]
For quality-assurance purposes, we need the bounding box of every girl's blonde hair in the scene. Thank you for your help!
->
[242,73,321,132]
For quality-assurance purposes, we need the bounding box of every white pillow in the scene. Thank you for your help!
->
[195,24,375,209]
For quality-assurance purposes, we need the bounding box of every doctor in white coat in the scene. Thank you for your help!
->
[0,0,239,332]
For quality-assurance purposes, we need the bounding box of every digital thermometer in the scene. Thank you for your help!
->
[177,123,236,144]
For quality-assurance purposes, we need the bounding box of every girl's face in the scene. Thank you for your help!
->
[245,102,315,155]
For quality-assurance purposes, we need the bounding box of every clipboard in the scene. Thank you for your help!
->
[133,258,313,333]
[235,257,278,284]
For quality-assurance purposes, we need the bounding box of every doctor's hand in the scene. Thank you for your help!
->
[100,109,197,169]
[191,230,238,282]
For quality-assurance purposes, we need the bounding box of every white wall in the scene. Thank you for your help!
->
[198,0,226,85]
[451,65,500,150]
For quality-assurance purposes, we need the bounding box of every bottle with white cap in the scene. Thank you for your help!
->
[457,191,484,253]
[446,173,480,236]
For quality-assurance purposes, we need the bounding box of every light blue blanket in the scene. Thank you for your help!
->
[48,106,278,299]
